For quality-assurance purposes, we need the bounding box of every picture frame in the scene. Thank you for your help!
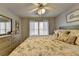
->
[66,9,79,23]
[15,20,19,34]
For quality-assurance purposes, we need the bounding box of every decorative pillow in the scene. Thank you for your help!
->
[57,33,68,41]
[64,31,70,34]
[65,35,77,45]
[53,32,59,39]
[75,37,79,45]
[57,31,70,41]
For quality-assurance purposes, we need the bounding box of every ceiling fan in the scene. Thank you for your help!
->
[30,3,56,15]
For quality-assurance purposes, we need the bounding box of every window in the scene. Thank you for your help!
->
[30,21,38,36]
[39,21,48,35]
[0,21,11,35]
[0,15,12,36]
[29,20,49,36]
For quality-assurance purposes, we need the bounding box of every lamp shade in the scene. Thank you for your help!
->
[37,8,46,15]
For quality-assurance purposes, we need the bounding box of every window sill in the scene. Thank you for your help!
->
[0,34,11,38]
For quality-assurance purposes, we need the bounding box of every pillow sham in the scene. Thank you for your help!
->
[75,37,79,45]
[57,33,68,41]
[52,33,59,40]
[65,35,77,45]
[56,31,70,41]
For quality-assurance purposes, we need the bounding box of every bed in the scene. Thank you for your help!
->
[9,28,79,56]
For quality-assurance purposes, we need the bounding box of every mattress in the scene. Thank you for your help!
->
[9,35,79,56]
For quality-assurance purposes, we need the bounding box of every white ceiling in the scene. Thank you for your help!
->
[0,3,76,17]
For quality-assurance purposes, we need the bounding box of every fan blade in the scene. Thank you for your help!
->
[45,6,57,11]
[33,3,39,6]
[33,3,47,6]
[29,8,38,13]
[42,3,47,6]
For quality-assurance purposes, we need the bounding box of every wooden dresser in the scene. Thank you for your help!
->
[0,34,22,56]
[0,35,12,56]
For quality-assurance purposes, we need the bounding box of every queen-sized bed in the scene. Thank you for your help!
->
[9,29,79,56]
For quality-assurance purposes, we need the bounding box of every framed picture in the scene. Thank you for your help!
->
[66,9,79,22]
[15,20,19,34]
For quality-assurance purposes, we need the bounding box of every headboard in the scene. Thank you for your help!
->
[59,25,79,30]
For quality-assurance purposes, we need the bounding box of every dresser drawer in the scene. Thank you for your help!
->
[0,43,11,50]
[0,45,12,56]
[0,36,12,56]
[0,38,11,43]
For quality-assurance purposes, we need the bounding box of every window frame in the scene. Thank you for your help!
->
[29,20,49,36]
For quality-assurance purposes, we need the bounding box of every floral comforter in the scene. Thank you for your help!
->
[9,36,79,56]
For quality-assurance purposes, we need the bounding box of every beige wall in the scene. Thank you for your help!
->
[0,5,22,39]
[21,17,55,38]
[21,18,29,41]
[49,17,55,34]
[0,5,22,55]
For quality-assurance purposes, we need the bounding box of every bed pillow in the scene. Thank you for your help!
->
[75,37,79,45]
[65,35,77,45]
[57,33,68,41]
[64,31,70,34]
[54,30,70,35]
[57,31,70,41]
[52,33,59,40]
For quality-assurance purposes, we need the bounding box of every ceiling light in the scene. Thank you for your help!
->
[37,8,46,15]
